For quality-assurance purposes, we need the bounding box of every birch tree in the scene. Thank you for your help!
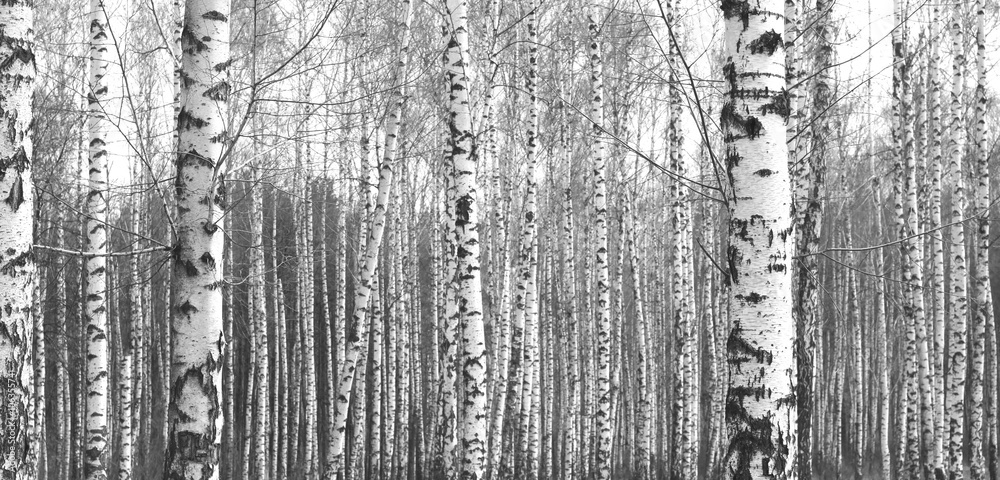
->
[969,1,991,477]
[587,9,613,479]
[443,0,489,476]
[164,0,231,475]
[720,1,796,478]
[83,0,128,473]
[945,1,968,475]
[0,0,35,476]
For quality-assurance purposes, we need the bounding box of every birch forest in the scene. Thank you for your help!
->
[3,0,999,478]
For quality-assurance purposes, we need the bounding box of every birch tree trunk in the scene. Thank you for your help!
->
[792,0,823,475]
[560,185,579,480]
[946,2,968,475]
[118,347,133,480]
[55,221,70,480]
[928,6,947,479]
[969,2,991,478]
[251,170,269,480]
[902,23,934,479]
[625,197,650,480]
[442,0,489,475]
[164,0,231,474]
[720,1,796,477]
[84,0,123,472]
[587,11,613,479]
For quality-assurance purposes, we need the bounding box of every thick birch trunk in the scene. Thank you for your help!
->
[164,0,230,474]
[441,0,488,475]
[720,1,796,477]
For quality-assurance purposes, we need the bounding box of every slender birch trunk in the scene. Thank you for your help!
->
[369,269,383,480]
[927,6,947,479]
[587,11,613,479]
[969,2,991,478]
[55,221,69,480]
[251,170,269,479]
[720,1,796,477]
[902,24,934,479]
[946,2,968,474]
[561,186,579,480]
[118,345,133,480]
[318,183,334,478]
[222,214,233,479]
[164,0,230,474]
[84,0,121,472]
[517,241,539,479]
[793,0,821,475]
[384,206,399,480]
[625,197,650,480]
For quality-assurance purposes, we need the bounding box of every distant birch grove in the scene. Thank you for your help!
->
[7,0,1000,479]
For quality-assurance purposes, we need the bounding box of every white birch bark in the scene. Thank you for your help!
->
[369,271,383,480]
[443,0,488,472]
[55,221,69,480]
[84,0,124,472]
[587,11,613,479]
[902,26,934,478]
[561,186,579,480]
[792,1,821,476]
[946,2,968,474]
[927,6,947,479]
[720,1,796,477]
[625,197,650,480]
[517,242,539,478]
[164,0,230,474]
[969,2,991,478]
[251,171,269,479]
[302,178,317,476]
[118,349,133,480]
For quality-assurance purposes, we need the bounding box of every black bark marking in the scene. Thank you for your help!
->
[181,25,209,53]
[199,252,215,270]
[176,109,208,130]
[182,259,198,277]
[202,82,231,102]
[760,88,791,120]
[3,173,23,210]
[0,145,29,180]
[748,30,782,55]
[744,116,763,140]
[201,10,228,21]
[0,42,33,73]
[213,59,232,72]
[177,300,198,316]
